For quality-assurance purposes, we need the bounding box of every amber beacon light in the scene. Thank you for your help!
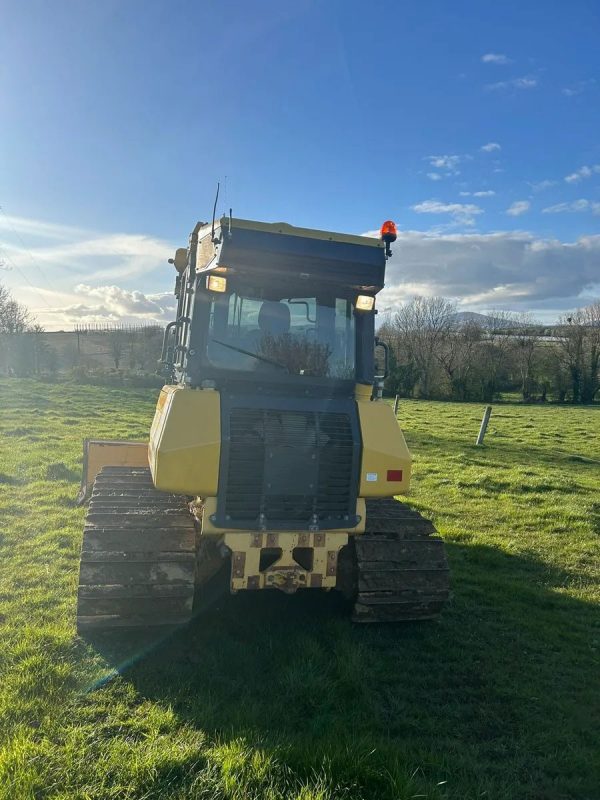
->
[380,220,397,258]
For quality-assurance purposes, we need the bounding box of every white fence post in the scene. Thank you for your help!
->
[476,405,492,445]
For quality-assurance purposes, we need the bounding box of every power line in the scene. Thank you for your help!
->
[0,203,53,291]
[0,243,54,310]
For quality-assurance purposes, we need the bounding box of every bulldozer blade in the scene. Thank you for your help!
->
[77,439,149,505]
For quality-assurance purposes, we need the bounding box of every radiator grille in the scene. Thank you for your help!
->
[224,408,355,526]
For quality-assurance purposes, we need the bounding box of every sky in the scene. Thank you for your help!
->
[0,0,599,329]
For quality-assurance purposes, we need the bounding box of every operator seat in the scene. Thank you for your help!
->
[240,300,290,371]
[245,300,291,351]
[258,300,291,337]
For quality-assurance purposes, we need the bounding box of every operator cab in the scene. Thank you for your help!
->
[206,287,355,379]
[165,217,387,396]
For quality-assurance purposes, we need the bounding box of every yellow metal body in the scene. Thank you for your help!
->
[355,386,411,496]
[224,531,348,592]
[200,496,365,591]
[149,385,221,495]
[149,384,411,501]
[86,384,412,594]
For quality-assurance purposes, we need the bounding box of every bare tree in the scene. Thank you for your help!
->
[437,319,484,400]
[556,301,600,403]
[380,296,600,403]
[108,330,126,370]
[510,312,541,401]
[0,282,36,374]
[0,283,31,333]
[128,327,163,371]
[393,296,456,398]
[473,310,519,401]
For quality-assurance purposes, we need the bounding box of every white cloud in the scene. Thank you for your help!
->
[427,172,442,181]
[459,190,495,197]
[562,79,596,97]
[412,199,483,226]
[428,155,461,170]
[481,53,512,65]
[486,76,538,91]
[362,228,600,312]
[19,285,177,328]
[543,199,600,215]
[506,200,531,216]
[0,213,90,243]
[425,154,467,176]
[74,284,174,316]
[512,76,538,89]
[564,164,600,183]
[480,142,501,152]
[0,214,174,285]
[0,214,178,329]
[529,179,557,192]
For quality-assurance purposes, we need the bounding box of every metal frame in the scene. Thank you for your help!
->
[213,393,362,532]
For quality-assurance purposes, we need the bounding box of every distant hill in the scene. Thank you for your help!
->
[452,311,511,328]
[452,312,554,334]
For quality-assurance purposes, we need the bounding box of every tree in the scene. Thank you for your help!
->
[0,282,37,375]
[436,319,484,401]
[30,324,57,374]
[128,327,163,371]
[0,283,31,334]
[510,312,541,401]
[556,301,600,403]
[377,320,422,397]
[392,296,456,398]
[108,330,126,370]
[472,310,519,402]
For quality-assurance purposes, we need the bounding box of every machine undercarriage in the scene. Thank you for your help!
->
[77,466,449,629]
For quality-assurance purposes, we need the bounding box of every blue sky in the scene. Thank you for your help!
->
[1,0,599,327]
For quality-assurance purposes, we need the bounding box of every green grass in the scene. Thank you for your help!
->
[0,379,599,800]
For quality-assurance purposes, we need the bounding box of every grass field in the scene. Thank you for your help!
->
[0,379,598,800]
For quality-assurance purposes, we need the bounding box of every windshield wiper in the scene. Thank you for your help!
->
[211,338,289,372]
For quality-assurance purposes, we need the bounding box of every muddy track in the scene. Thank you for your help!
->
[349,497,450,622]
[77,470,450,629]
[76,466,196,631]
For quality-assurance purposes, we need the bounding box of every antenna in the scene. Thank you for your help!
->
[228,207,233,238]
[211,182,220,243]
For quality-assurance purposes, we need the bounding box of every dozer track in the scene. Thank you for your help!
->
[348,497,450,623]
[76,466,196,631]
[77,470,449,630]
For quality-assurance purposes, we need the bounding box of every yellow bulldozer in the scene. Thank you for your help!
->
[76,215,449,630]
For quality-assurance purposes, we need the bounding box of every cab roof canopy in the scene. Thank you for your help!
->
[194,217,386,293]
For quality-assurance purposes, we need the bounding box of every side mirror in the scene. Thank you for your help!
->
[374,338,389,381]
[169,248,188,273]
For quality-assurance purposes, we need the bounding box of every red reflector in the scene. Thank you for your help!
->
[387,469,403,482]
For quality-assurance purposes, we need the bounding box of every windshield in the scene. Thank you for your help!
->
[206,291,355,379]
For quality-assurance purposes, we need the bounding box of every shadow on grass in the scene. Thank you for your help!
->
[45,462,81,481]
[81,542,600,799]
[0,472,22,486]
